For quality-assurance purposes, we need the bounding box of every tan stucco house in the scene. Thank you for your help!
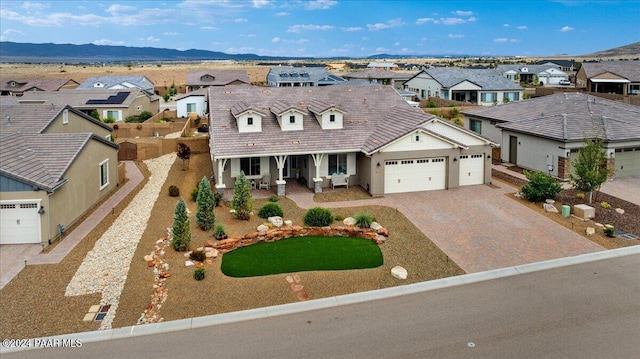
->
[208,85,496,196]
[575,61,640,95]
[0,104,119,245]
[186,70,250,92]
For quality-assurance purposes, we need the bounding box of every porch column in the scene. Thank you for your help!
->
[274,155,288,196]
[215,158,228,194]
[311,153,325,193]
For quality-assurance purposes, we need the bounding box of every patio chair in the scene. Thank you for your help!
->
[258,173,271,190]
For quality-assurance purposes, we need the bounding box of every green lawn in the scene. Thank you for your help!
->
[221,236,384,277]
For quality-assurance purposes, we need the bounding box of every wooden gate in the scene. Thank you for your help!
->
[118,141,138,161]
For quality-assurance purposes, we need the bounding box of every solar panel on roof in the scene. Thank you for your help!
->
[85,92,129,105]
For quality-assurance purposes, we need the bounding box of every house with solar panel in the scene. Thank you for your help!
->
[0,102,119,245]
[267,67,347,87]
[18,88,160,122]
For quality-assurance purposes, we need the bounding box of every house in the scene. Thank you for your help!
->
[496,64,569,85]
[462,92,640,179]
[575,61,640,95]
[267,67,346,87]
[0,103,119,245]
[326,63,350,72]
[186,70,250,92]
[342,69,415,90]
[17,88,160,122]
[175,89,207,118]
[208,85,496,196]
[0,78,79,96]
[367,62,399,71]
[536,60,575,72]
[77,75,155,94]
[404,68,524,105]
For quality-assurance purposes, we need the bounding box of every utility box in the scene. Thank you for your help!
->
[562,205,571,217]
[573,204,595,219]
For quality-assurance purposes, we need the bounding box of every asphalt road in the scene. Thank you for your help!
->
[5,254,639,359]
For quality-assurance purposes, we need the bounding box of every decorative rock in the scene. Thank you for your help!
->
[594,222,604,227]
[586,227,595,236]
[268,216,284,228]
[375,234,387,243]
[147,260,156,267]
[391,266,408,280]
[185,260,195,267]
[291,284,304,292]
[370,222,383,231]
[545,199,555,204]
[573,204,595,219]
[204,240,216,248]
[143,254,154,262]
[257,224,269,233]
[543,203,559,213]
[376,228,389,237]
[205,249,219,258]
[195,262,204,268]
[156,238,164,244]
[284,220,293,227]
[514,192,522,198]
[204,247,213,252]
[159,272,171,279]
[196,247,204,252]
[183,251,192,258]
[615,208,625,214]
[343,217,357,226]
[205,260,214,265]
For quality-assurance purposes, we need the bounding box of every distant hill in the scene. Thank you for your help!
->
[581,42,640,58]
[0,41,284,63]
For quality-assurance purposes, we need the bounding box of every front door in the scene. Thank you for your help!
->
[509,136,518,164]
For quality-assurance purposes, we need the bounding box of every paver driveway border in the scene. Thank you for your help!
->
[287,180,604,273]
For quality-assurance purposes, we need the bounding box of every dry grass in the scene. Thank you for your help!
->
[313,185,382,203]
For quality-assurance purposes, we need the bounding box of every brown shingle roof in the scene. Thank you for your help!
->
[580,61,640,81]
[0,78,77,92]
[186,70,250,86]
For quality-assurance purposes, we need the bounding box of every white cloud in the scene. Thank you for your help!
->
[375,47,389,52]
[241,34,257,37]
[494,38,508,43]
[394,42,400,46]
[201,26,217,30]
[416,18,435,24]
[93,39,126,46]
[287,24,334,33]
[441,17,466,25]
[234,18,248,23]
[272,37,280,43]
[140,36,160,42]
[304,0,338,10]
[367,18,403,31]
[467,16,477,22]
[106,4,137,13]
[252,0,270,8]
[455,10,474,16]
[342,26,363,32]
[164,32,179,36]
[275,12,289,16]
[503,23,510,27]
[3,29,23,35]
[560,25,574,32]
[517,25,527,30]
[21,2,49,11]
[448,33,464,38]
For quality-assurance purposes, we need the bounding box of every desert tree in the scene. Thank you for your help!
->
[171,198,191,251]
[231,171,253,220]
[570,138,609,204]
[177,142,191,170]
[195,176,215,230]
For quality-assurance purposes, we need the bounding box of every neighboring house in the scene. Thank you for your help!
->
[185,70,250,92]
[77,75,155,94]
[0,103,119,245]
[575,61,640,95]
[404,68,523,105]
[0,78,79,96]
[326,63,350,72]
[267,67,347,87]
[496,64,569,85]
[462,92,640,179]
[175,89,207,118]
[17,88,160,122]
[367,62,399,70]
[536,60,575,72]
[342,69,415,90]
[208,85,496,196]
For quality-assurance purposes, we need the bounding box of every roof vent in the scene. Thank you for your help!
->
[6,116,10,124]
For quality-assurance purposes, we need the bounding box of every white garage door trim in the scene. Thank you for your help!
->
[459,154,485,186]
[384,157,446,194]
[0,200,42,244]
[615,148,640,178]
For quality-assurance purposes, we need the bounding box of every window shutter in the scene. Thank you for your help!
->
[347,153,356,176]
[320,155,328,176]
[260,156,269,175]
[230,159,240,177]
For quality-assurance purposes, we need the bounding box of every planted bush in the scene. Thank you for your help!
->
[168,185,180,197]
[171,198,191,251]
[520,171,562,202]
[304,207,333,227]
[334,214,345,222]
[269,195,280,202]
[189,249,206,262]
[600,201,612,209]
[258,202,284,219]
[213,223,227,240]
[354,212,375,228]
[190,187,199,201]
[195,176,215,231]
[194,268,205,281]
[213,192,223,207]
[603,225,616,237]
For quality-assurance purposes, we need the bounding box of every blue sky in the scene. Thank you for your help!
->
[0,0,638,58]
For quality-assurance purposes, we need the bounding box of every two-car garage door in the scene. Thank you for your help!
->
[0,201,41,244]
[384,158,446,194]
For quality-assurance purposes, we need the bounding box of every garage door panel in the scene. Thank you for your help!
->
[0,201,41,244]
[615,149,640,178]
[459,154,484,186]
[384,158,446,194]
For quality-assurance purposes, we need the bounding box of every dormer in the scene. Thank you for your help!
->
[308,99,346,130]
[231,101,265,133]
[271,100,304,131]
[93,82,105,88]
[520,67,529,73]
[201,74,215,82]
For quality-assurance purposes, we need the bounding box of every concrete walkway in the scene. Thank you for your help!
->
[286,180,604,273]
[0,161,143,290]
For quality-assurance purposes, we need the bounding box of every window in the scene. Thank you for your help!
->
[240,157,260,176]
[504,92,520,101]
[480,92,497,102]
[62,109,69,124]
[289,115,295,124]
[99,159,109,190]
[470,119,482,134]
[329,114,335,122]
[106,110,119,121]
[414,134,421,142]
[328,154,347,175]
[247,117,253,125]
[186,103,196,113]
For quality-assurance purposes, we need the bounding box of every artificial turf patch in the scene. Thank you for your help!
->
[221,235,383,277]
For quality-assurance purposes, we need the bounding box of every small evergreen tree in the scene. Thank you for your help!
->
[177,143,191,170]
[570,138,609,204]
[231,171,253,220]
[89,109,100,121]
[171,198,191,251]
[195,176,215,230]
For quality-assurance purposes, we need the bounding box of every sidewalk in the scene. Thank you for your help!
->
[0,161,144,290]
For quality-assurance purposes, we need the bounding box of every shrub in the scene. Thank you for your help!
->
[334,214,345,222]
[163,93,170,102]
[103,116,116,124]
[427,101,436,108]
[168,185,180,197]
[89,109,100,121]
[304,207,333,227]
[603,225,616,237]
[520,171,562,202]
[196,176,216,231]
[269,195,280,202]
[171,198,191,251]
[354,212,375,228]
[190,187,199,201]
[190,249,206,262]
[194,268,205,281]
[453,117,464,126]
[213,223,227,240]
[600,201,612,209]
[576,193,586,200]
[213,192,223,207]
[258,202,284,219]
[231,171,253,220]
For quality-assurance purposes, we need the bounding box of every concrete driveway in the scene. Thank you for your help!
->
[600,176,640,206]
[290,181,605,273]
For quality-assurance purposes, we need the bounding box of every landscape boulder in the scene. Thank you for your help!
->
[391,266,408,280]
[343,217,357,226]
